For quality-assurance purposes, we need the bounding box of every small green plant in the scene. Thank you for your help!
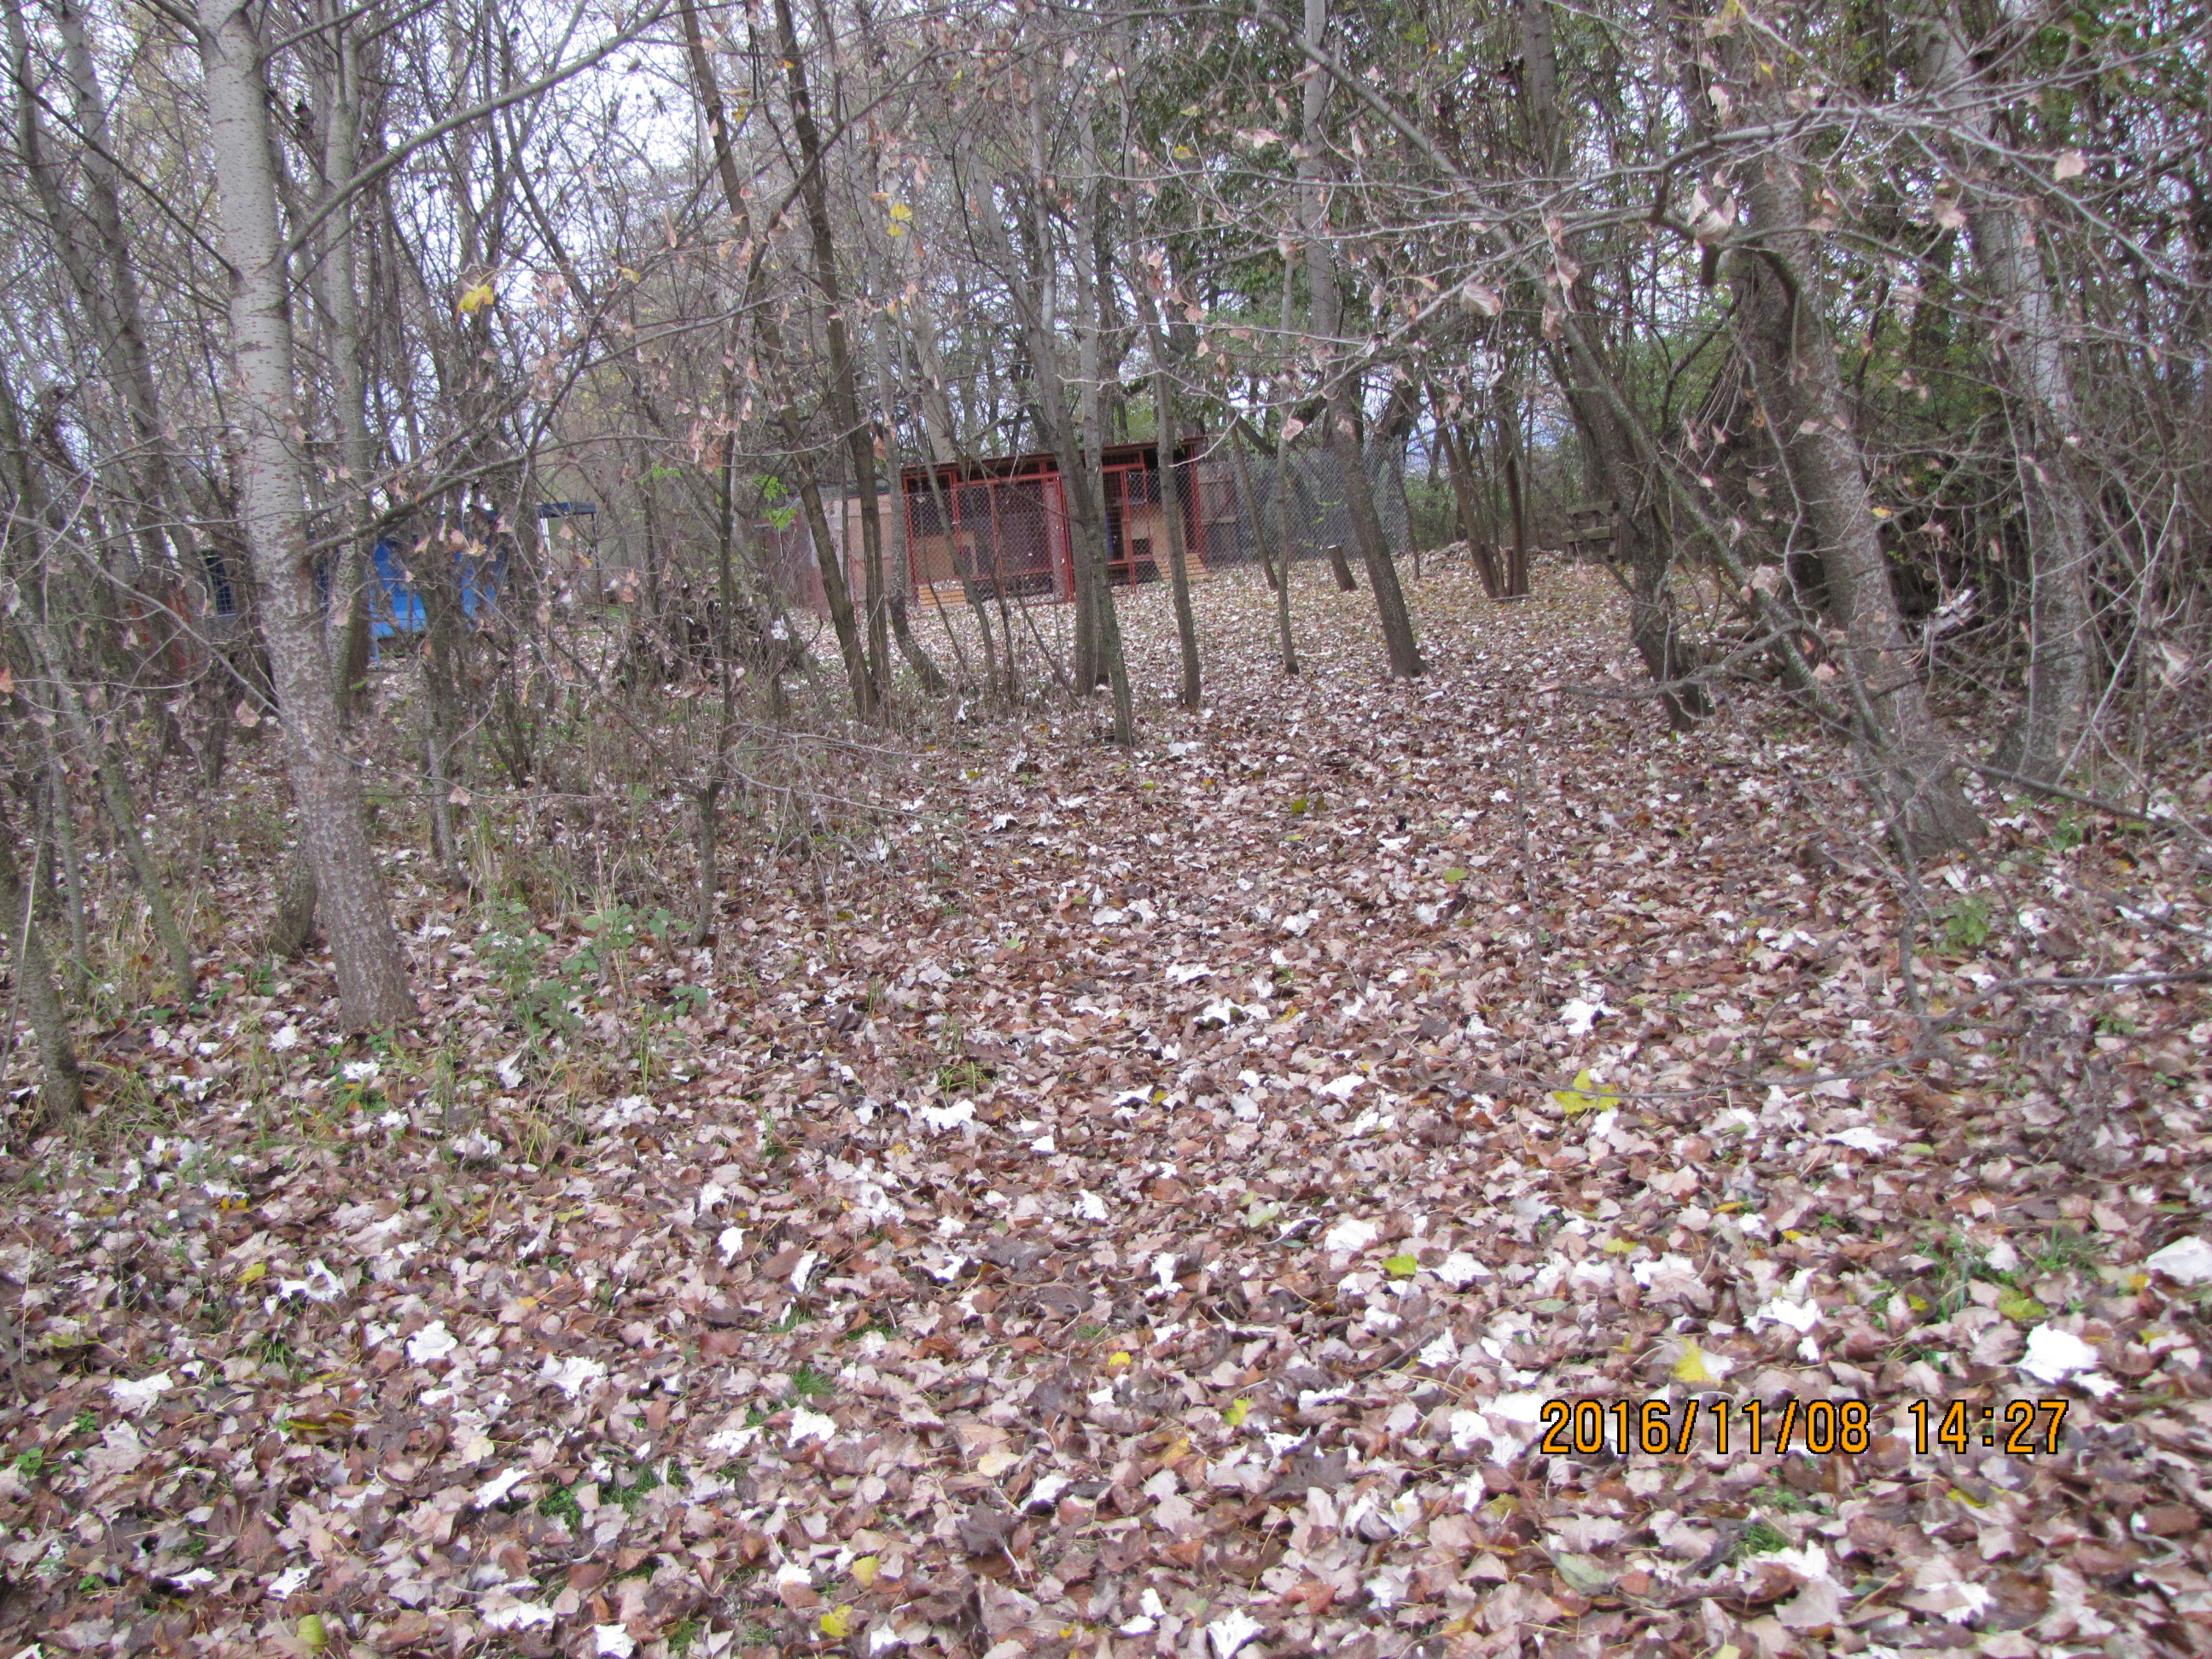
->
[2025,1226,2101,1278]
[789,1363,835,1400]
[604,1461,663,1514]
[934,1058,992,1094]
[1927,1230,1994,1317]
[1729,1518,1794,1563]
[71,1410,98,1436]
[1749,1483,1823,1515]
[14,1447,49,1478]
[482,900,578,1041]
[561,903,678,1010]
[247,1331,300,1372]
[666,1619,702,1656]
[2095,1010,2139,1038]
[754,475,800,533]
[1939,894,1994,954]
[538,1482,583,1528]
[2049,813,2085,853]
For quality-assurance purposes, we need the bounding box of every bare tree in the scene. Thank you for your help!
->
[1917,6,2093,783]
[1297,0,1422,678]
[197,0,413,1028]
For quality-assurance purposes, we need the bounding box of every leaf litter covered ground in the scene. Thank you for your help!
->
[7,562,2212,1659]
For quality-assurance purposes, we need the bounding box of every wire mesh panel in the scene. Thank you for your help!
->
[1100,461,1164,585]
[899,439,1254,602]
[1196,444,1410,568]
[903,469,1072,602]
[979,477,1065,598]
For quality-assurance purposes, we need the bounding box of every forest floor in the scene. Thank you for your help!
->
[6,562,2212,1659]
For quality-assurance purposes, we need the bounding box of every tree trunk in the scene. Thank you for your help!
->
[1726,127,1981,852]
[30,625,198,998]
[1525,0,1695,719]
[1433,387,1502,598]
[307,12,382,724]
[964,139,1132,741]
[1132,276,1202,710]
[0,355,196,1000]
[1230,430,1297,676]
[197,0,413,1028]
[899,291,1002,696]
[9,0,198,579]
[1298,0,1422,678]
[773,0,890,701]
[679,0,875,722]
[0,828,83,1132]
[691,779,721,948]
[41,751,89,976]
[1499,394,1531,597]
[416,525,469,886]
[266,847,318,959]
[869,302,947,696]
[1919,15,2094,783]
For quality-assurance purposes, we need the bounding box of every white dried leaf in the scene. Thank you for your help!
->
[1322,1217,1377,1252]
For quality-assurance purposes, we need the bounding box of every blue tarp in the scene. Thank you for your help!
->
[371,537,507,639]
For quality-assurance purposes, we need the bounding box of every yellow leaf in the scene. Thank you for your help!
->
[620,266,642,282]
[818,1605,853,1639]
[1601,1238,1637,1254]
[1223,1398,1249,1429]
[888,201,912,221]
[457,282,495,315]
[298,1615,328,1651]
[237,1260,268,1284]
[1382,1253,1418,1278]
[1551,1068,1620,1116]
[1672,1337,1718,1385]
[851,1555,879,1588]
[1105,1351,1131,1372]
[887,223,906,237]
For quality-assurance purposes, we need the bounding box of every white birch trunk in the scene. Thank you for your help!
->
[196,0,413,1029]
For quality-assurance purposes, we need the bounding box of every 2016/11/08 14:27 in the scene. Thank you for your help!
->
[1535,1396,2070,1458]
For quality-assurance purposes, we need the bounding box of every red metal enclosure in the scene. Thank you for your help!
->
[899,439,1208,603]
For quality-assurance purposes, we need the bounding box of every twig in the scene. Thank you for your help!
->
[1511,708,1540,913]
[1969,761,2212,851]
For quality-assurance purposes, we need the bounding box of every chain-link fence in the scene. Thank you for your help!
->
[1192,439,1411,570]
